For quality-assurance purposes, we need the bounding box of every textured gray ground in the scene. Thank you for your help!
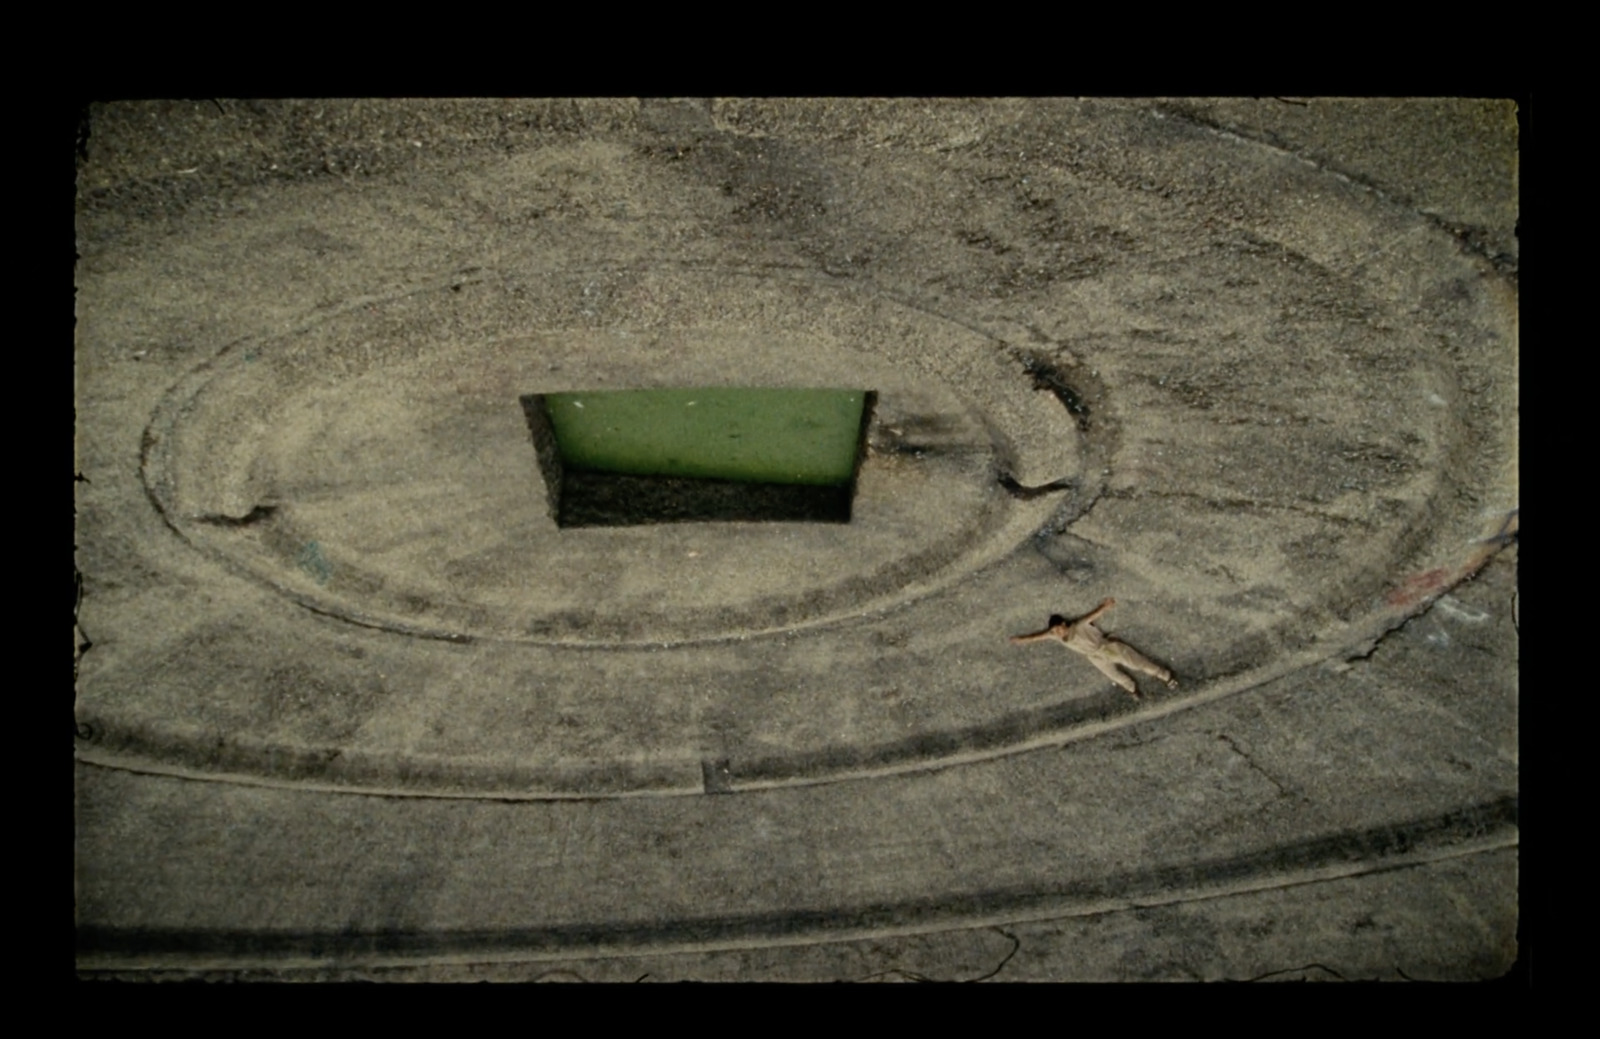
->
[74,98,1518,981]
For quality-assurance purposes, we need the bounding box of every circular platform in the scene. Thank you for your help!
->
[76,100,1517,804]
[145,266,1078,647]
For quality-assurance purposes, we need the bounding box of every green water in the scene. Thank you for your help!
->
[543,387,870,486]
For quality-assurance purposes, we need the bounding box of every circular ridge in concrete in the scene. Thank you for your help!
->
[143,266,1080,647]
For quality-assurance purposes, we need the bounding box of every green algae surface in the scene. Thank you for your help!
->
[543,388,870,486]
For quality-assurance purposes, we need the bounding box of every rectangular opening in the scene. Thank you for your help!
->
[520,387,877,528]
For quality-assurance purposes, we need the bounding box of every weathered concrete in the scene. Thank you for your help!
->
[75,98,1518,980]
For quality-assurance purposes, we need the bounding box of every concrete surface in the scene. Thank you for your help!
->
[74,98,1519,981]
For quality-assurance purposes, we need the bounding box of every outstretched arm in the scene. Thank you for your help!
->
[1080,598,1116,625]
[1009,628,1057,645]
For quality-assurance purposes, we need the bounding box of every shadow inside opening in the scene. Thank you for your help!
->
[520,390,877,528]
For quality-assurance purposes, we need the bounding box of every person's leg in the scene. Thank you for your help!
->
[1103,640,1177,689]
[1088,655,1139,697]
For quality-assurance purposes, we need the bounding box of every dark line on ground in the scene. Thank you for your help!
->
[998,473,1073,500]
[1238,962,1348,982]
[76,796,1517,967]
[1155,103,1518,278]
[193,505,279,527]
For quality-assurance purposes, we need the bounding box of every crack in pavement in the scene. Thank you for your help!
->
[1235,962,1429,982]
[1237,962,1349,982]
[73,556,95,740]
[1340,522,1518,669]
[850,927,1020,983]
[1213,732,1294,800]
[1345,588,1495,669]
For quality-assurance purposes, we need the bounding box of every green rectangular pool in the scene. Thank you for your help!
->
[521,387,876,526]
